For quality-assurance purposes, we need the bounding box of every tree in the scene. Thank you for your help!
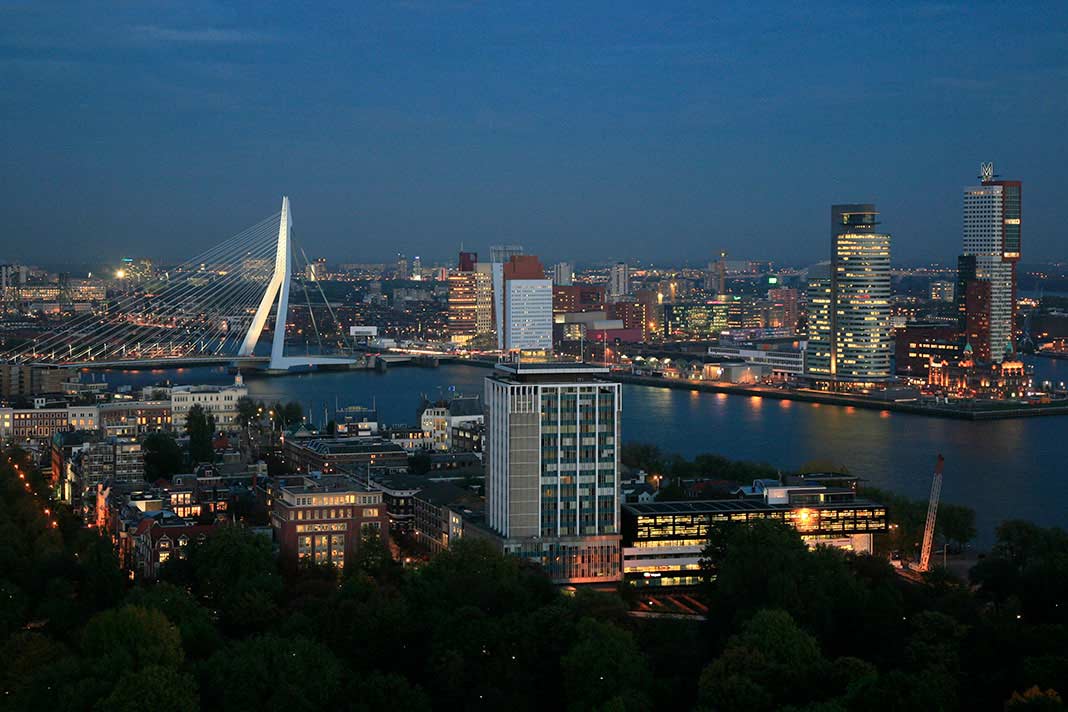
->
[189,526,281,632]
[938,503,977,550]
[283,401,304,426]
[126,583,222,659]
[697,609,828,712]
[81,605,184,672]
[142,432,184,481]
[185,404,215,464]
[98,665,199,712]
[561,618,650,712]
[202,635,343,712]
[236,396,259,427]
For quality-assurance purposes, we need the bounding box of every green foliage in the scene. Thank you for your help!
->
[698,609,827,712]
[202,635,343,712]
[236,395,260,426]
[185,403,216,464]
[142,432,185,481]
[562,618,650,712]
[81,605,184,672]
[97,665,199,712]
[3,444,1068,711]
[188,525,281,632]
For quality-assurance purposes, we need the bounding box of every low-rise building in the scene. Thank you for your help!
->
[620,482,887,588]
[169,375,247,430]
[420,395,483,450]
[269,475,389,572]
[283,436,409,474]
[412,481,483,554]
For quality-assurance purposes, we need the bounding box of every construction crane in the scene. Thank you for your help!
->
[918,454,945,572]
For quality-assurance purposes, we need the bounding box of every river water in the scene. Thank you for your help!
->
[94,358,1068,545]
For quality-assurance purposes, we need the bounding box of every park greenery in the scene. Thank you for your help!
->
[3,446,1067,710]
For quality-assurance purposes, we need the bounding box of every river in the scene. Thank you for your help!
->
[92,358,1068,545]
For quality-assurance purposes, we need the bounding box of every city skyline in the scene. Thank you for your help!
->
[3,3,1067,265]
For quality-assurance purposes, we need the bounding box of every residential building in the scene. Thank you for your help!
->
[962,163,1021,360]
[803,262,833,376]
[419,395,483,451]
[930,280,954,303]
[283,436,409,474]
[447,269,494,345]
[170,374,248,430]
[609,262,630,300]
[413,481,482,554]
[484,361,622,584]
[552,262,574,287]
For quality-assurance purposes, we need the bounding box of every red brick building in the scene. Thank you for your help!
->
[270,475,389,572]
[553,285,606,314]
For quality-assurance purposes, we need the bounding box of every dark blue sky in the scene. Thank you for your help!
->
[2,1,1066,267]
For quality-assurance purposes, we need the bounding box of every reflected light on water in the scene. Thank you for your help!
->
[880,410,891,418]
[780,400,791,408]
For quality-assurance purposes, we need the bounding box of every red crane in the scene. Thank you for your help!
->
[918,454,945,572]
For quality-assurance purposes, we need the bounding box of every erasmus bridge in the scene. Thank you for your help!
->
[0,197,360,373]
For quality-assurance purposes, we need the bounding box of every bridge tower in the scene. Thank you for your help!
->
[238,195,293,369]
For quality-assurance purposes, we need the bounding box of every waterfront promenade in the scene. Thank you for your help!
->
[607,373,1068,420]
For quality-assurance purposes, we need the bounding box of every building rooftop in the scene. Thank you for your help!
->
[276,474,374,495]
[296,437,407,456]
[622,496,884,516]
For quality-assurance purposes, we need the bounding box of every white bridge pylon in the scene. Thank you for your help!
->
[238,196,355,371]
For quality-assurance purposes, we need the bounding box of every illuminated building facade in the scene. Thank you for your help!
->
[662,302,729,340]
[553,284,606,314]
[447,270,493,344]
[962,164,1021,360]
[830,205,893,382]
[498,255,552,352]
[621,482,887,587]
[270,475,388,573]
[894,324,959,377]
[484,361,621,583]
[803,262,833,376]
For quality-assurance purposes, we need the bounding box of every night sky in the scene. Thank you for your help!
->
[3,2,1066,267]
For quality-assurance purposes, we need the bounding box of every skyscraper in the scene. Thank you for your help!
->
[962,162,1021,360]
[484,360,622,583]
[609,262,630,300]
[490,244,525,264]
[804,205,892,383]
[447,251,493,344]
[552,261,574,286]
[497,255,552,352]
[804,262,833,376]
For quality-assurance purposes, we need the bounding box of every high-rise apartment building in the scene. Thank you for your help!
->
[803,262,833,376]
[767,287,800,334]
[484,361,621,583]
[552,261,574,286]
[962,163,1021,360]
[447,252,493,344]
[495,255,552,352]
[804,205,892,383]
[609,262,630,300]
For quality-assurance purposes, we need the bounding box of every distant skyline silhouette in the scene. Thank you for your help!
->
[3,2,1066,266]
